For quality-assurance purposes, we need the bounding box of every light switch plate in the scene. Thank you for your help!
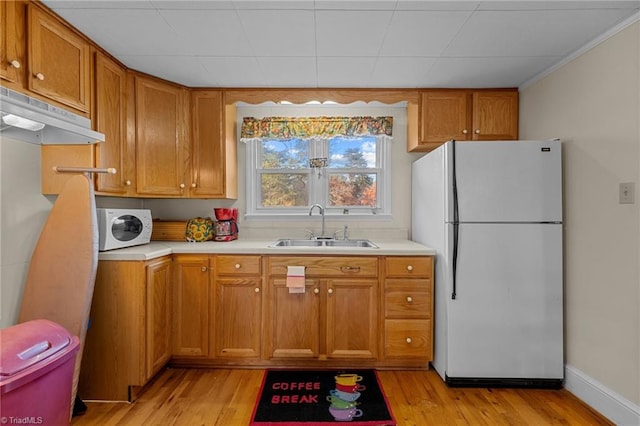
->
[619,182,635,204]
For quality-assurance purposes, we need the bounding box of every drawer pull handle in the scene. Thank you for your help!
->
[406,337,412,344]
[328,288,334,294]
[254,287,260,293]
[406,296,413,303]
[35,72,45,81]
[407,265,413,271]
[235,263,241,269]
[201,266,207,272]
[340,266,360,273]
[125,180,132,186]
[10,59,21,69]
[314,288,319,294]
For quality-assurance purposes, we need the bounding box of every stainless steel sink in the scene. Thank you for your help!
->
[269,238,379,248]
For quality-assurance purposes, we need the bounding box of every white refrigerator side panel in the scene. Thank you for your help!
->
[445,140,562,223]
[446,223,564,379]
[411,147,449,379]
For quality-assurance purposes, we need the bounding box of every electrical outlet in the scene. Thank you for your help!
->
[619,182,635,204]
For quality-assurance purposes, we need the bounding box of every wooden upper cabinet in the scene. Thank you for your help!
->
[135,74,189,197]
[94,52,131,195]
[27,4,91,113]
[472,90,519,140]
[411,89,518,152]
[190,90,226,198]
[0,1,24,85]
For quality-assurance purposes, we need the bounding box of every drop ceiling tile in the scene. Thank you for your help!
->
[238,10,316,56]
[159,10,252,56]
[44,1,153,9]
[380,11,472,56]
[151,0,235,9]
[198,56,266,87]
[478,1,640,11]
[425,56,562,88]
[443,9,637,57]
[317,57,378,87]
[117,55,213,87]
[395,1,480,11]
[233,0,314,9]
[256,57,317,87]
[314,0,397,10]
[50,9,184,55]
[316,10,394,57]
[370,57,437,87]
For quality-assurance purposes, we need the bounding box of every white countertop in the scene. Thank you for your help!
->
[98,239,435,261]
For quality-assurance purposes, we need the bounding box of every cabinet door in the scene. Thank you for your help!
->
[135,75,189,196]
[146,257,172,379]
[268,278,320,359]
[191,90,226,197]
[326,279,378,359]
[27,5,91,112]
[213,277,262,358]
[95,52,129,194]
[0,1,23,84]
[420,91,470,145]
[472,91,519,140]
[172,255,209,358]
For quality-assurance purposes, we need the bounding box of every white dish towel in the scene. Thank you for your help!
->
[286,266,306,293]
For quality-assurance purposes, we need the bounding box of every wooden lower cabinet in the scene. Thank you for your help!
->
[266,256,379,362]
[383,256,434,362]
[172,255,210,358]
[212,255,262,359]
[79,256,172,401]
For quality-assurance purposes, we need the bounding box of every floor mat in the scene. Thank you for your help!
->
[250,369,396,425]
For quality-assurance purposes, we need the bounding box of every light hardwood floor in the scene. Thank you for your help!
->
[71,368,612,425]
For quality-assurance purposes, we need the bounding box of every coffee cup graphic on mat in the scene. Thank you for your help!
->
[329,407,363,421]
[334,374,363,386]
[330,389,361,402]
[326,395,358,409]
[335,382,366,393]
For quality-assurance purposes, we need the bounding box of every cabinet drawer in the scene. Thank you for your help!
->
[385,280,431,318]
[384,319,432,359]
[268,256,378,277]
[385,256,432,278]
[215,255,261,275]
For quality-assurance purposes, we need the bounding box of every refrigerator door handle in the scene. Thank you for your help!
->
[451,140,458,300]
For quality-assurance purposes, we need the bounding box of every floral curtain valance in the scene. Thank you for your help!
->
[240,116,393,142]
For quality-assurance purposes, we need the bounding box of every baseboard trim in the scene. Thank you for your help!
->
[565,365,640,426]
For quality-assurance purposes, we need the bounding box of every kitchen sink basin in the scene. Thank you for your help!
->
[269,238,379,248]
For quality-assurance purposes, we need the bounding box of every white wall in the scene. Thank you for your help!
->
[0,136,53,328]
[520,19,640,420]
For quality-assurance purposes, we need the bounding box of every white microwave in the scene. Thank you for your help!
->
[97,208,153,251]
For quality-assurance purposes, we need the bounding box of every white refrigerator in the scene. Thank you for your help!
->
[412,140,564,388]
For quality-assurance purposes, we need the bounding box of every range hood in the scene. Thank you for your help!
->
[0,86,105,144]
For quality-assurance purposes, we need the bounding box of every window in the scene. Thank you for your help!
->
[242,114,393,219]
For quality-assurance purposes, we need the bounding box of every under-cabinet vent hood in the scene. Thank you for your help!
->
[0,87,105,144]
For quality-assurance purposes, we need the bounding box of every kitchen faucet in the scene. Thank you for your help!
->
[308,204,326,238]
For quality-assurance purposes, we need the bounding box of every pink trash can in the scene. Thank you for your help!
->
[0,319,80,426]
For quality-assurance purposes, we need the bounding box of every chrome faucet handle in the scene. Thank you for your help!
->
[343,225,349,240]
[305,229,315,240]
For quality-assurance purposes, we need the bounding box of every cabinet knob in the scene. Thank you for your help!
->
[328,288,334,294]
[179,183,185,189]
[201,266,207,272]
[9,59,21,69]
[475,129,480,134]
[406,337,413,344]
[406,296,413,303]
[314,288,319,294]
[125,180,132,186]
[407,265,413,271]
[235,263,241,269]
[35,72,45,81]
[191,183,197,188]
[462,129,468,134]
[254,287,260,293]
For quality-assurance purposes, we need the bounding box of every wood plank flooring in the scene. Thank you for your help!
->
[71,368,612,425]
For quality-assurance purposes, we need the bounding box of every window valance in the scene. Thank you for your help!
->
[240,116,393,142]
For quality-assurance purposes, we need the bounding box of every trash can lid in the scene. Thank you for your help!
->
[0,319,72,377]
